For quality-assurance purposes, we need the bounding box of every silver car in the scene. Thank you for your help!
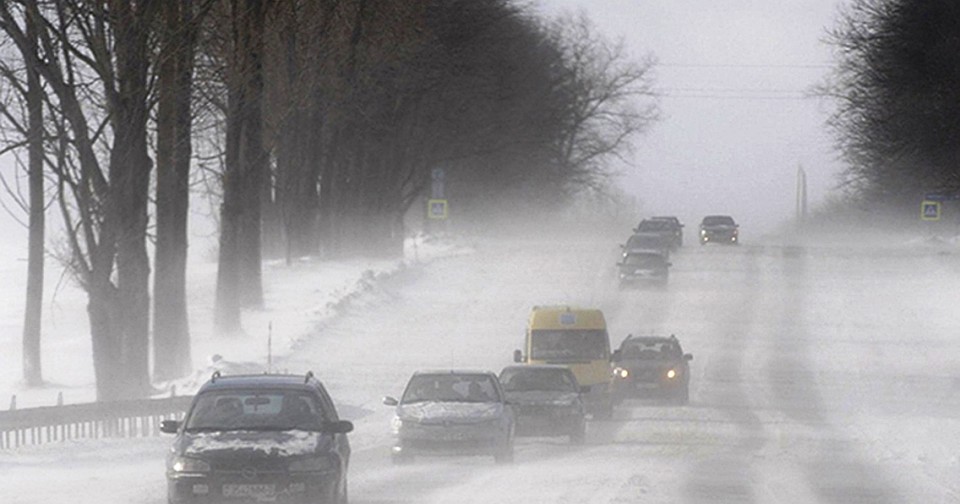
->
[383,370,515,464]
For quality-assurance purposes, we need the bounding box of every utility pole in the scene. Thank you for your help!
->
[796,165,808,229]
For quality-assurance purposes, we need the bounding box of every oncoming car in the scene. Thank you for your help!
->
[383,370,515,464]
[699,215,739,245]
[161,371,353,504]
[611,335,693,404]
[499,365,586,443]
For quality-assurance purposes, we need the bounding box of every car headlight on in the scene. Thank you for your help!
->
[700,229,706,235]
[289,457,335,473]
[169,456,211,475]
[666,369,677,379]
[614,367,629,379]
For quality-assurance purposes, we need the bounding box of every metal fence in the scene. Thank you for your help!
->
[0,395,193,450]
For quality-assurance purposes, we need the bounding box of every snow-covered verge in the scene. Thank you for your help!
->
[0,233,472,409]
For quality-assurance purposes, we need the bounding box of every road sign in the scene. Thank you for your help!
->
[924,192,960,201]
[921,200,941,221]
[428,199,448,220]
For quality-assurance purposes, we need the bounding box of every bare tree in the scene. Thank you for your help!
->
[215,0,270,333]
[0,0,160,400]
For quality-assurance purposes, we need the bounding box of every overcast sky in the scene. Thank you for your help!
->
[534,0,847,234]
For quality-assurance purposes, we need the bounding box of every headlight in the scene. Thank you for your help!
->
[700,229,706,235]
[391,415,406,435]
[170,456,211,474]
[289,457,335,473]
[613,367,629,379]
[666,369,677,379]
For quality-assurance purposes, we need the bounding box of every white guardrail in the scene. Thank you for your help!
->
[0,393,193,450]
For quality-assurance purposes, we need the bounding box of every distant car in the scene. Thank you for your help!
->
[499,365,587,444]
[649,216,684,247]
[611,335,692,404]
[617,250,670,288]
[699,215,739,245]
[383,370,515,464]
[161,371,353,504]
[635,218,682,249]
[621,232,672,257]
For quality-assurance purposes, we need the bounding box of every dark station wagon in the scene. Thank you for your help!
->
[161,372,353,504]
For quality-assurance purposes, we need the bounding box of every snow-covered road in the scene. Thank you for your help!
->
[3,228,959,503]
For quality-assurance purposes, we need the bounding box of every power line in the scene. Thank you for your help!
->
[660,63,831,69]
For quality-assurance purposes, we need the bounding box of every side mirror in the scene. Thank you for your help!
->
[611,349,621,362]
[324,420,354,434]
[513,349,523,363]
[667,262,673,267]
[619,244,625,249]
[632,228,638,233]
[382,396,399,406]
[616,262,624,267]
[684,354,693,361]
[579,385,591,394]
[160,419,181,434]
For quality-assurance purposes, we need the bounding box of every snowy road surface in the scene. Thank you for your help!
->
[3,229,960,503]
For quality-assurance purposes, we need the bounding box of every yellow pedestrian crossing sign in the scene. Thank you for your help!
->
[428,199,448,220]
[921,200,940,221]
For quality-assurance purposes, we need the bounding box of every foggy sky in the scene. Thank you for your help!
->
[536,0,845,234]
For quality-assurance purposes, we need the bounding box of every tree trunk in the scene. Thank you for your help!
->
[216,0,267,331]
[21,7,44,387]
[154,0,194,381]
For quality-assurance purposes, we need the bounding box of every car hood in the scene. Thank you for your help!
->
[504,390,579,406]
[397,401,504,424]
[177,430,330,458]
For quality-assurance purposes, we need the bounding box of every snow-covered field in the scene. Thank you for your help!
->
[2,224,960,503]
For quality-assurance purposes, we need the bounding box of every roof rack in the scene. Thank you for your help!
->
[304,371,314,383]
[211,370,222,383]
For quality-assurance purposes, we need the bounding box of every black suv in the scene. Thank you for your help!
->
[162,372,353,504]
[611,335,693,404]
[699,215,739,245]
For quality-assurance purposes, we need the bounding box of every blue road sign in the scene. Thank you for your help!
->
[924,192,960,201]
[428,199,448,220]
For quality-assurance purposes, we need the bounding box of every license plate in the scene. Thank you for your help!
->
[222,484,276,499]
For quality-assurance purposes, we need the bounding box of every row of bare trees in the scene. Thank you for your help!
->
[0,0,657,400]
[825,0,960,209]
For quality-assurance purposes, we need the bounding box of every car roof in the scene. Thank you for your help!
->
[621,335,679,344]
[500,364,572,373]
[198,372,321,392]
[410,369,497,378]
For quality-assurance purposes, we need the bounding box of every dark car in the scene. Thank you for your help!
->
[617,250,670,288]
[649,216,684,247]
[611,335,693,404]
[499,365,586,444]
[161,371,353,504]
[699,215,739,245]
[383,370,515,464]
[621,232,672,258]
[635,218,682,249]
